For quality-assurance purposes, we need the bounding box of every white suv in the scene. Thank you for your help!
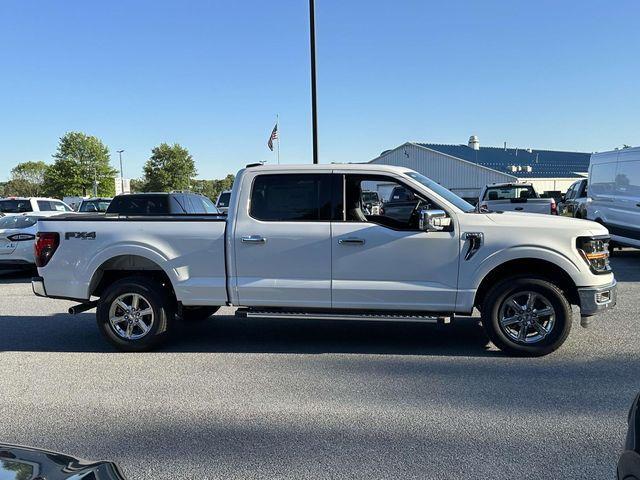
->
[0,197,74,216]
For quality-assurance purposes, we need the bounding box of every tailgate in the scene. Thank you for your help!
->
[485,200,551,213]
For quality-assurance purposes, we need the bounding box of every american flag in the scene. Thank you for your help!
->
[267,123,278,151]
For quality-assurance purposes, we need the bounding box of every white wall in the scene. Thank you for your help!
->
[527,178,584,194]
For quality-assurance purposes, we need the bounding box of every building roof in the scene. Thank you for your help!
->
[416,143,590,178]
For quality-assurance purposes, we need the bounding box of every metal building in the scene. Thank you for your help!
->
[369,136,591,202]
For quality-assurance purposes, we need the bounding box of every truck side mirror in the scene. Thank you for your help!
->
[419,209,451,232]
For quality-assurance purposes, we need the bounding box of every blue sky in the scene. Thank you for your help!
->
[0,0,638,181]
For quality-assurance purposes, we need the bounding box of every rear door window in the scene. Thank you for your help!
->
[37,200,53,211]
[250,174,332,221]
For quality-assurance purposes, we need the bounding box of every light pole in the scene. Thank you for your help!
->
[117,150,125,194]
[309,0,318,164]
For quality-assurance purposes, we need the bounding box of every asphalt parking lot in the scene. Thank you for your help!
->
[1,252,639,480]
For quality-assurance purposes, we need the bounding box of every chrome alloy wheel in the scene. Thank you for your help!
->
[498,291,556,344]
[108,293,155,340]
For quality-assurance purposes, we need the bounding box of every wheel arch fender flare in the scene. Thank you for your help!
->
[85,244,182,299]
[470,246,582,308]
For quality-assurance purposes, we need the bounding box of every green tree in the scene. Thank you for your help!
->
[8,160,49,196]
[129,178,145,193]
[191,174,235,201]
[43,132,117,197]
[142,143,197,192]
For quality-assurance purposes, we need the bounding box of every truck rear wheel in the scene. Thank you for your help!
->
[96,277,173,352]
[481,277,572,356]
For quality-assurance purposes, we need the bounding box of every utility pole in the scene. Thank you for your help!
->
[117,150,125,194]
[309,0,319,164]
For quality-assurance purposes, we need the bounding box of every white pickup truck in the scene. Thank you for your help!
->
[32,164,617,356]
[478,183,558,215]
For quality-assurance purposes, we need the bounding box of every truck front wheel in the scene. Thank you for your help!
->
[96,277,173,352]
[481,277,572,356]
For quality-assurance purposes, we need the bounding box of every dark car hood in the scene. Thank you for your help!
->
[0,444,126,479]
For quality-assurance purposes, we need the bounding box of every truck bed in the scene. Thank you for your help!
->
[36,214,228,305]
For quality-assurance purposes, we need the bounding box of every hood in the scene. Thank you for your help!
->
[0,444,126,479]
[484,211,609,237]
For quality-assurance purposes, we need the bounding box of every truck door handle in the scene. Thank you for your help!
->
[636,203,640,208]
[241,235,266,244]
[514,207,524,211]
[338,238,365,245]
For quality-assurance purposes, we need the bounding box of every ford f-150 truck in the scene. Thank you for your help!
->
[32,164,617,356]
[479,183,558,215]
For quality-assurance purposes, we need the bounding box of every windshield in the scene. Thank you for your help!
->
[483,185,537,200]
[217,192,231,207]
[404,171,475,212]
[0,199,32,213]
[0,215,37,229]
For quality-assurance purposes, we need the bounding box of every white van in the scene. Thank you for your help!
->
[587,146,640,248]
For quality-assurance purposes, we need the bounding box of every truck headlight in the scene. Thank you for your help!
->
[576,236,611,274]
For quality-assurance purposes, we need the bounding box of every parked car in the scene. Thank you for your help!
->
[0,212,65,268]
[0,197,73,215]
[0,443,126,479]
[78,197,112,213]
[478,183,558,215]
[63,196,88,211]
[380,185,420,221]
[105,192,220,215]
[587,146,640,248]
[216,190,231,214]
[560,179,588,218]
[33,164,616,356]
[618,393,640,480]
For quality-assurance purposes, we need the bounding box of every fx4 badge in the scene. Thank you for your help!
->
[65,232,96,240]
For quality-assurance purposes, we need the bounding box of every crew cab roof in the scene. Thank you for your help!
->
[242,163,412,174]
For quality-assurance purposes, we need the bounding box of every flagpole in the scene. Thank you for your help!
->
[309,0,318,164]
[276,114,280,165]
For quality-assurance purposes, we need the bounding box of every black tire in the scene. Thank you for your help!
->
[96,276,173,352]
[481,277,572,357]
[180,306,220,322]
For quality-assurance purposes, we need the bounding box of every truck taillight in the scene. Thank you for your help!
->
[550,200,558,215]
[35,232,59,267]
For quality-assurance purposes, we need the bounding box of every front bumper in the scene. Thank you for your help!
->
[578,279,617,316]
[32,276,47,297]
